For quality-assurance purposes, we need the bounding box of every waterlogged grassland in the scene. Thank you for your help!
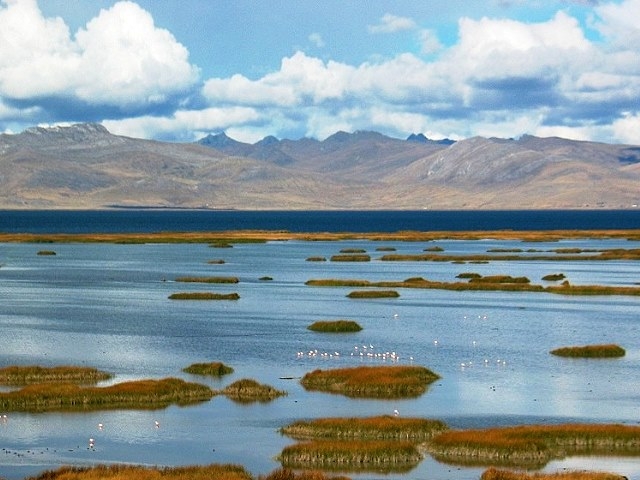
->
[0,365,112,385]
[279,440,421,472]
[281,416,448,441]
[550,344,626,358]
[426,423,640,468]
[168,292,240,300]
[307,277,640,296]
[0,377,215,412]
[182,361,234,376]
[2,229,639,244]
[480,468,628,480]
[24,465,350,480]
[175,276,240,283]
[300,366,439,399]
[307,320,363,333]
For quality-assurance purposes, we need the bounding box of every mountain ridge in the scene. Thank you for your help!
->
[0,123,638,210]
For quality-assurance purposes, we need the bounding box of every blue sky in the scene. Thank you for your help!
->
[1,0,639,144]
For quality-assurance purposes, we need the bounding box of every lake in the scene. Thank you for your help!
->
[0,211,639,479]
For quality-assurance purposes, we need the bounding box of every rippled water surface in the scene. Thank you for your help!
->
[1,237,639,479]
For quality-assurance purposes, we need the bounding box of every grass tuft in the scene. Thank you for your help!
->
[182,362,234,376]
[550,344,626,358]
[307,320,363,333]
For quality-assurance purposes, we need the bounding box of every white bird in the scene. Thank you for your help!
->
[393,409,399,417]
[154,420,160,428]
[97,423,103,430]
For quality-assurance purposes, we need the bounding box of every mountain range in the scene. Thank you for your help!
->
[0,123,638,210]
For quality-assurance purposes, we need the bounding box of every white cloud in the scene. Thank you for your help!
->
[594,0,640,45]
[308,32,325,48]
[611,112,640,144]
[368,13,417,34]
[419,29,443,55]
[0,0,198,106]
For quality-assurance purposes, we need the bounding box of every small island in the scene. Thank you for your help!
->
[550,344,626,358]
[300,365,439,399]
[168,292,240,300]
[0,377,215,412]
[307,320,363,333]
[182,362,234,376]
[426,423,640,468]
[0,365,112,386]
[221,379,287,403]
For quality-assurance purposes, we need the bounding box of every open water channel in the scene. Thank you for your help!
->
[0,236,639,479]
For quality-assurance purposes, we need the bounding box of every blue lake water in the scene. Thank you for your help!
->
[0,211,639,479]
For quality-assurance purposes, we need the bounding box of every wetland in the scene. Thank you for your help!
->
[1,227,639,479]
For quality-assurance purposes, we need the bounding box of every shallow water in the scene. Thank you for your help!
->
[1,238,639,479]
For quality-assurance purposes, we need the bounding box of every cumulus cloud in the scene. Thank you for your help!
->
[368,13,417,34]
[2,0,640,145]
[0,0,198,112]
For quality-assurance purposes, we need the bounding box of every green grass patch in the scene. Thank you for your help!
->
[207,259,226,264]
[281,415,448,441]
[175,276,239,283]
[0,365,112,386]
[427,423,640,468]
[0,377,214,412]
[339,248,367,253]
[222,379,287,403]
[182,362,234,376]
[330,254,371,262]
[307,320,363,333]
[423,246,444,252]
[168,292,240,300]
[300,365,439,399]
[36,250,56,255]
[550,344,626,358]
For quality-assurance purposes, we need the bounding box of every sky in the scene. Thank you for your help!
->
[1,0,639,144]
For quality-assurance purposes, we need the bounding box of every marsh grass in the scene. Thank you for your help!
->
[26,465,351,480]
[207,259,226,264]
[550,344,626,358]
[278,440,421,472]
[222,379,287,403]
[542,273,566,281]
[0,377,214,412]
[307,321,363,333]
[168,292,240,300]
[281,415,448,441]
[346,290,400,299]
[330,255,371,262]
[339,248,367,253]
[307,277,640,296]
[175,276,240,283]
[0,365,112,386]
[300,366,439,399]
[427,423,640,468]
[480,467,627,480]
[36,250,56,255]
[182,362,234,376]
[306,256,327,262]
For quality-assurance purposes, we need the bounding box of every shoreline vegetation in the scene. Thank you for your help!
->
[306,277,640,296]
[0,229,639,244]
[550,344,626,358]
[0,365,112,385]
[300,366,440,399]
